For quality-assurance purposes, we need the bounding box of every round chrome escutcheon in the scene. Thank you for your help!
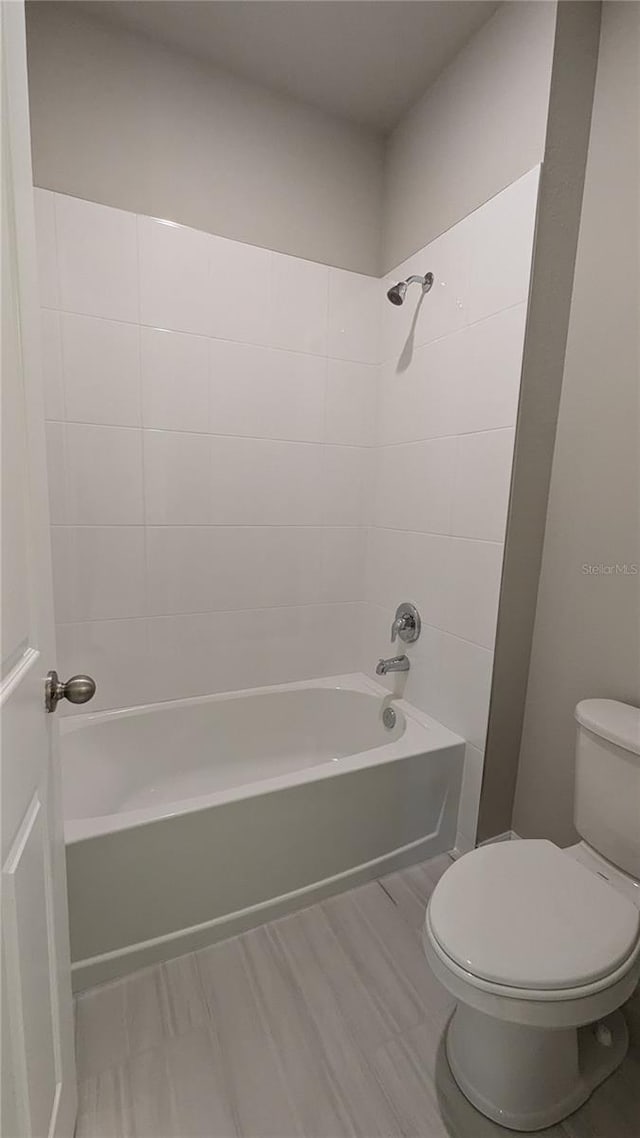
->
[382,706,397,729]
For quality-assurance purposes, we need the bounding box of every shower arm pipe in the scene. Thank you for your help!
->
[386,271,433,306]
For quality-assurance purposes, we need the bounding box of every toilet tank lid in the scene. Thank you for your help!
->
[575,699,640,756]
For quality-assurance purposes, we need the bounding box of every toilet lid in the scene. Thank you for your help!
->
[428,840,639,990]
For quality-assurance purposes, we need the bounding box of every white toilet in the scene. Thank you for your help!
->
[423,699,640,1132]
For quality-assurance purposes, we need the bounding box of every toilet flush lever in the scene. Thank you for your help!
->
[390,602,421,644]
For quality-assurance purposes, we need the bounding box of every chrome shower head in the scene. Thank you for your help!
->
[386,272,434,306]
[387,281,408,306]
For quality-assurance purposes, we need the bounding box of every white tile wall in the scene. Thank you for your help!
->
[143,430,212,525]
[45,422,67,525]
[209,341,326,442]
[51,526,146,623]
[325,360,377,447]
[56,603,364,714]
[466,169,539,324]
[209,437,326,526]
[65,424,144,525]
[141,327,209,432]
[270,254,329,355]
[34,188,59,308]
[39,191,374,713]
[145,526,327,616]
[328,269,380,364]
[41,310,64,419]
[61,313,141,427]
[377,336,459,447]
[208,234,273,346]
[138,216,211,335]
[374,438,456,534]
[366,167,539,849]
[56,195,139,322]
[323,446,371,527]
[451,428,516,541]
[39,170,540,850]
[449,304,528,435]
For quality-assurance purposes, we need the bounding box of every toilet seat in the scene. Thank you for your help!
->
[428,840,640,992]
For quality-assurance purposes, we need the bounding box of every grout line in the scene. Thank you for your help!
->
[44,417,517,450]
[49,523,369,531]
[377,298,527,367]
[55,600,367,628]
[48,521,503,546]
[376,881,398,906]
[133,220,150,628]
[54,601,494,657]
[377,425,516,447]
[40,297,526,370]
[368,526,503,546]
[44,419,373,449]
[38,303,380,367]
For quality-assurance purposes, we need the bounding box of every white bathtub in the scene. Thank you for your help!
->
[61,673,463,989]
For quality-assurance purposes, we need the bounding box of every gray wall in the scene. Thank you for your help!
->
[511,1,640,847]
[382,1,556,271]
[25,2,384,275]
[477,0,603,844]
[26,2,559,279]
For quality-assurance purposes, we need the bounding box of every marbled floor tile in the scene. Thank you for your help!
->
[76,979,128,1081]
[378,855,453,939]
[269,913,404,1137]
[196,936,302,1138]
[75,952,209,1080]
[350,879,454,1026]
[123,952,209,1056]
[118,1042,174,1138]
[76,1027,237,1138]
[278,902,395,1052]
[370,1025,453,1138]
[378,869,434,935]
[414,853,455,892]
[121,967,167,1060]
[75,1044,171,1138]
[76,1065,132,1138]
[240,924,358,1138]
[320,884,429,1038]
[423,853,455,881]
[154,1027,237,1138]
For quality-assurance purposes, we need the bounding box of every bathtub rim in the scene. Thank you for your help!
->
[62,672,463,845]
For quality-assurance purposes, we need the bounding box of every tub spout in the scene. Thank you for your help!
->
[376,655,410,675]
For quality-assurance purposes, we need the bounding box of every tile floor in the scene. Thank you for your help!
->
[75,854,640,1138]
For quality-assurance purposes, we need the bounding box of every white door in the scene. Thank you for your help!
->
[1,3,81,1135]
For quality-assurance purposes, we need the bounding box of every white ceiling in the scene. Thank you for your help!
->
[70,1,500,134]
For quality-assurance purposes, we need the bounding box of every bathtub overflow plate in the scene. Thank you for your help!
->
[382,706,397,729]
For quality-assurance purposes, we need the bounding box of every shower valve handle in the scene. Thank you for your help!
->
[45,670,96,713]
[390,602,421,644]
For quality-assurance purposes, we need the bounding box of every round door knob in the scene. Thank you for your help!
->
[45,670,96,713]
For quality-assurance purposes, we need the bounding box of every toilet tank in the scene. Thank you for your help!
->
[574,699,640,878]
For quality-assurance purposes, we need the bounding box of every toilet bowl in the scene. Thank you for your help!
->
[423,699,640,1131]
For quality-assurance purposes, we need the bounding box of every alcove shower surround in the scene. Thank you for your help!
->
[36,166,539,853]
